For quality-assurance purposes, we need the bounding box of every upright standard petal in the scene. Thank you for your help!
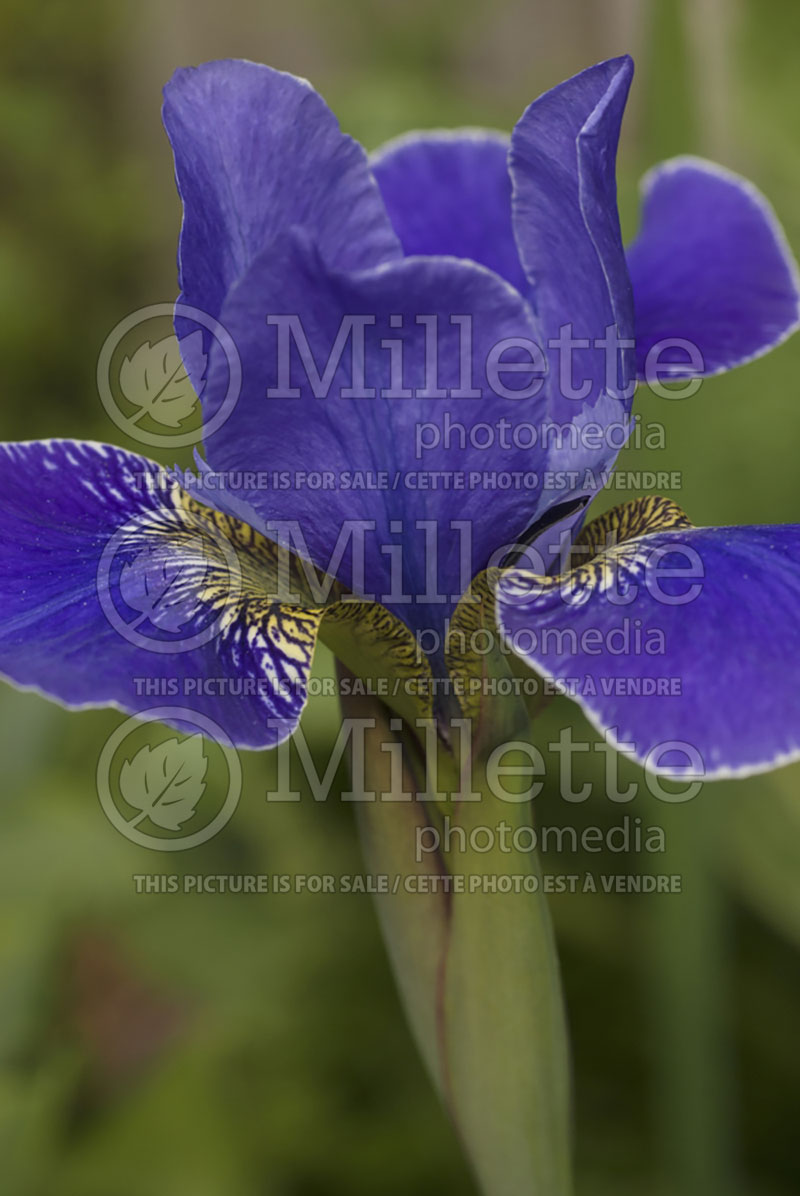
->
[201,232,550,641]
[495,496,800,778]
[371,132,528,294]
[162,58,401,321]
[509,56,636,416]
[626,157,800,378]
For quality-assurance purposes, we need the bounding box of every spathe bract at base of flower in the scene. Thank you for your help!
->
[345,670,572,1196]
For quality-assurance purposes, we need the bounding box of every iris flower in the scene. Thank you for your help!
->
[1,55,798,779]
[3,50,800,1196]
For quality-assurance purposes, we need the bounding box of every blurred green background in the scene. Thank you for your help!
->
[1,0,800,1192]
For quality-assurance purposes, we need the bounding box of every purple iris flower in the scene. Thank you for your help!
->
[1,54,799,778]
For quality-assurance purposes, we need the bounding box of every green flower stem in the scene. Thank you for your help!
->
[339,669,572,1196]
[647,790,737,1196]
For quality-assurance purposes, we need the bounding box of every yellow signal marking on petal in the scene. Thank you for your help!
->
[324,600,434,725]
[553,494,692,592]
[266,611,319,663]
[444,568,503,723]
[446,495,693,720]
[123,479,433,724]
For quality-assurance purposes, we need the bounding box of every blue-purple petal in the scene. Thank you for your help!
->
[371,132,528,294]
[626,157,800,378]
[202,232,549,634]
[497,523,800,777]
[0,441,317,748]
[509,56,636,414]
[162,58,401,322]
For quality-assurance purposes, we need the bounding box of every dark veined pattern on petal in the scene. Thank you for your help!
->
[492,496,800,777]
[446,495,693,724]
[0,441,431,749]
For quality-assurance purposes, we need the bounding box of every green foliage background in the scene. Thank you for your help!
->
[1,1,799,1192]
